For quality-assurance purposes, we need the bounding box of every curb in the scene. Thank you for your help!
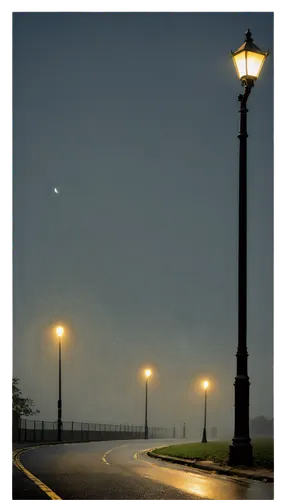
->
[13,439,92,451]
[13,436,149,452]
[12,440,95,459]
[147,451,274,483]
[13,439,150,458]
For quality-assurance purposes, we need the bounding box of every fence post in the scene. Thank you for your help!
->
[72,421,74,440]
[41,421,44,441]
[81,422,83,441]
[88,423,90,441]
[24,419,27,442]
[33,420,36,441]
[183,422,186,439]
[173,426,176,438]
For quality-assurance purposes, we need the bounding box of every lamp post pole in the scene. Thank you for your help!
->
[202,385,207,443]
[57,334,62,442]
[228,29,268,466]
[229,81,253,465]
[144,376,148,439]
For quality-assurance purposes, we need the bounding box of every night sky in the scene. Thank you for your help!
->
[13,12,273,437]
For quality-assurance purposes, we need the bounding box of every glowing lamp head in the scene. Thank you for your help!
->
[56,326,64,337]
[145,369,152,378]
[203,380,209,390]
[231,29,268,85]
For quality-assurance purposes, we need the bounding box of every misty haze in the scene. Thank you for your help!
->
[12,11,273,500]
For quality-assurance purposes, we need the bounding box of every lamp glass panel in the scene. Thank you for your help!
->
[246,51,266,78]
[233,51,247,79]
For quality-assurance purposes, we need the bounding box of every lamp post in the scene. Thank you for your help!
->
[229,30,268,466]
[144,369,151,439]
[56,325,64,441]
[201,381,209,443]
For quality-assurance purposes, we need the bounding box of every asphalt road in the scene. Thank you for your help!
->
[13,439,274,500]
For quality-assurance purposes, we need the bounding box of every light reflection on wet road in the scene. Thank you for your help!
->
[111,441,273,500]
[14,439,274,499]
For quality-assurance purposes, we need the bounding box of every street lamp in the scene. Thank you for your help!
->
[144,368,151,439]
[56,325,64,441]
[201,380,209,443]
[229,30,268,466]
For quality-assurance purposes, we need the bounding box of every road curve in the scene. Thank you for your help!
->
[13,439,273,500]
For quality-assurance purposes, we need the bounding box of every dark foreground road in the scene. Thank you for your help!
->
[13,439,274,500]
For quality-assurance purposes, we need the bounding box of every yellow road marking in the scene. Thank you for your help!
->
[13,447,62,500]
[133,448,172,470]
[134,453,159,468]
[101,443,128,465]
[12,443,166,499]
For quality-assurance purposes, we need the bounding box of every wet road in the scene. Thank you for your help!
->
[13,439,274,499]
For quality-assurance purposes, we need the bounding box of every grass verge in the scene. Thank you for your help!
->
[153,439,273,469]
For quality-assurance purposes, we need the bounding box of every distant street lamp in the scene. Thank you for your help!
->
[56,325,64,441]
[201,380,209,443]
[144,369,151,439]
[229,30,268,466]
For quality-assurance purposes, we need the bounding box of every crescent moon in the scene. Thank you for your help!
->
[54,188,59,194]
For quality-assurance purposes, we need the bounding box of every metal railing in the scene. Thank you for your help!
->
[17,419,173,443]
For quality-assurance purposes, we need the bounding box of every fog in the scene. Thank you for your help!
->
[13,12,273,440]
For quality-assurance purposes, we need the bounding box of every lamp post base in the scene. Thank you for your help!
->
[57,420,62,442]
[201,428,207,443]
[144,425,148,440]
[229,441,253,466]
